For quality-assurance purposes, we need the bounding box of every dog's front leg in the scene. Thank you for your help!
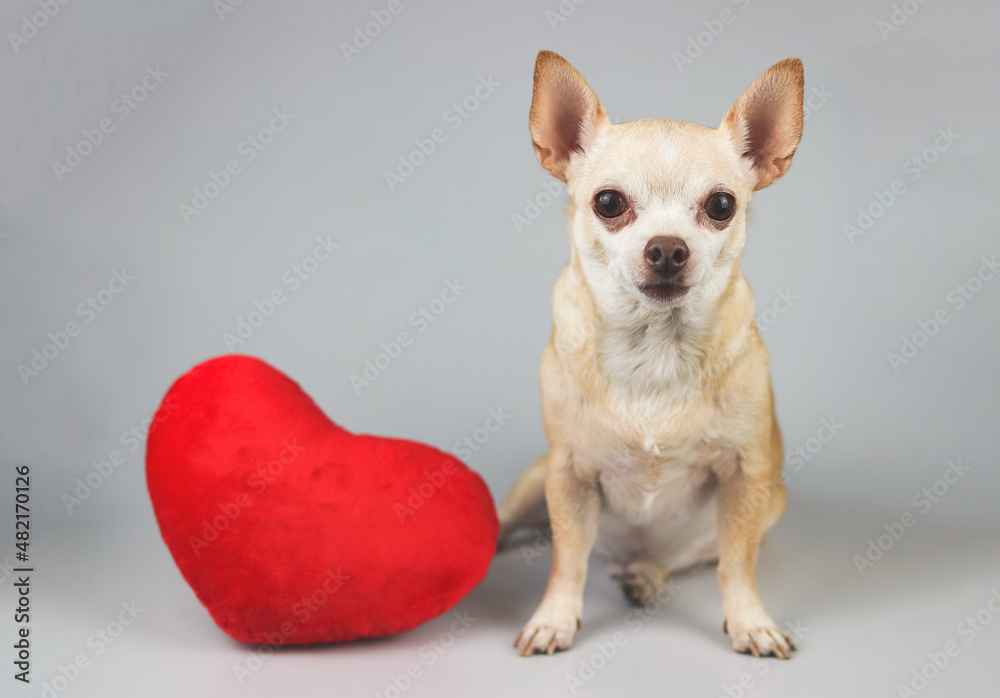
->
[716,452,796,659]
[515,447,600,656]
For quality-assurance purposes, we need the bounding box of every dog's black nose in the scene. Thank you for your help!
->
[644,236,689,276]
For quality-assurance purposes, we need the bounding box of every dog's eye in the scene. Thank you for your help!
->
[594,190,628,219]
[704,192,735,222]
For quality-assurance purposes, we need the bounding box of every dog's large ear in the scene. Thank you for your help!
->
[720,58,804,191]
[529,51,609,182]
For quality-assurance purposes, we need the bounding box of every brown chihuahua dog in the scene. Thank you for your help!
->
[499,51,803,659]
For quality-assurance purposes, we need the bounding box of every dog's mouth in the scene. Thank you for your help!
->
[638,282,689,302]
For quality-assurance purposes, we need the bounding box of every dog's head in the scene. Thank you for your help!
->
[529,51,803,310]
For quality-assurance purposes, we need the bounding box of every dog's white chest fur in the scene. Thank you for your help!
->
[565,324,732,569]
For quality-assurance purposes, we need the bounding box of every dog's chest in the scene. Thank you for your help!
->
[594,441,719,524]
[575,394,725,523]
[598,322,698,394]
[573,324,733,523]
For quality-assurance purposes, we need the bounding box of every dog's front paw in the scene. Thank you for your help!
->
[514,613,580,657]
[724,618,797,660]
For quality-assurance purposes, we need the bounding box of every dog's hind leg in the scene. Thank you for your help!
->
[497,455,549,550]
[608,561,669,607]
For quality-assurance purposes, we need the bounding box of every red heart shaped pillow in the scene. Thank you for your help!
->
[146,355,498,644]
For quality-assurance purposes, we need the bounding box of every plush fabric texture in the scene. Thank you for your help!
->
[146,354,498,645]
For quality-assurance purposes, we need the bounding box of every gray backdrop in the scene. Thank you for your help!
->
[2,0,998,696]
